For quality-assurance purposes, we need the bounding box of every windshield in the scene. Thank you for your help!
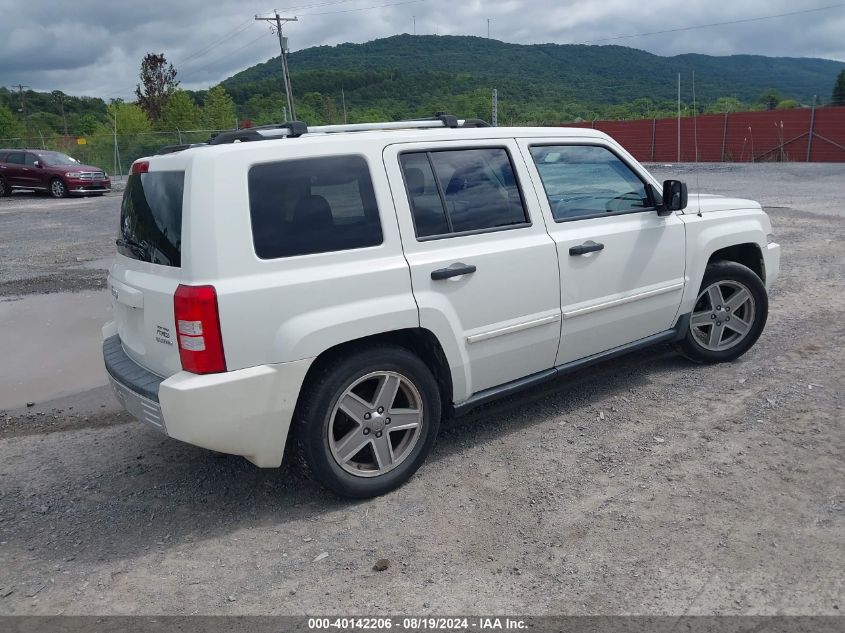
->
[38,151,80,166]
[119,171,185,267]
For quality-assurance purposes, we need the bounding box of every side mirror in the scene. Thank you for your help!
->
[659,179,687,215]
[33,160,42,168]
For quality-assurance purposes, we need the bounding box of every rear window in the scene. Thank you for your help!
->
[248,155,383,259]
[119,171,185,267]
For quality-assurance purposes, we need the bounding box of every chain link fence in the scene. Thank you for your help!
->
[4,108,844,177]
[0,129,232,178]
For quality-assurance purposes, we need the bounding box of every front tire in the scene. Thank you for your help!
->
[0,176,9,197]
[49,178,67,198]
[294,346,441,498]
[676,260,768,363]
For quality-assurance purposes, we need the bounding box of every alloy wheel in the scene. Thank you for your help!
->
[690,280,756,352]
[328,371,424,478]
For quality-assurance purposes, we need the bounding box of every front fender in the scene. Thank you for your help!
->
[679,209,771,315]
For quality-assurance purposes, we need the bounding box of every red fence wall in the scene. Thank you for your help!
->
[566,106,845,162]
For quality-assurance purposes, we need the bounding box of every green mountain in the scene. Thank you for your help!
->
[220,35,844,124]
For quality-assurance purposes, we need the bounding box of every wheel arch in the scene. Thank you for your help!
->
[679,212,769,316]
[295,328,456,419]
[707,242,765,283]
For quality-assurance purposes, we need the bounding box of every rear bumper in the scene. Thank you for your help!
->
[103,334,166,431]
[102,332,314,468]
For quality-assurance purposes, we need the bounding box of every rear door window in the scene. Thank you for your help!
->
[248,155,383,259]
[119,171,185,267]
[400,148,529,238]
[6,152,24,165]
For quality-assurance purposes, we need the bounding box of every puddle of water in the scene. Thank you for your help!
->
[0,291,112,410]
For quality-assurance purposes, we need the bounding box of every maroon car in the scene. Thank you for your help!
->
[0,149,111,198]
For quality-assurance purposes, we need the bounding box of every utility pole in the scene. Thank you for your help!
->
[487,18,491,39]
[341,87,348,124]
[807,95,817,162]
[14,84,29,142]
[256,12,298,121]
[111,102,122,179]
[677,73,681,162]
[52,91,69,137]
[492,89,498,127]
[413,15,416,35]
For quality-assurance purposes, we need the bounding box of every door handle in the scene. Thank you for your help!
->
[431,262,477,280]
[569,241,605,256]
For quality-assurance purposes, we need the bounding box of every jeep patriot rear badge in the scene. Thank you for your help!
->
[155,325,173,346]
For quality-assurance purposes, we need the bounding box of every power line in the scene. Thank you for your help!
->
[277,0,363,10]
[179,21,255,65]
[178,30,271,82]
[579,2,845,44]
[299,0,426,16]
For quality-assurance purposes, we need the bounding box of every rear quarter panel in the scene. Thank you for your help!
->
[181,142,418,371]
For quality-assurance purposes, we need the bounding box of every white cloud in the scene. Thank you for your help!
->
[1,0,843,98]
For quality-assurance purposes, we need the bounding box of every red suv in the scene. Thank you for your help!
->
[0,149,111,198]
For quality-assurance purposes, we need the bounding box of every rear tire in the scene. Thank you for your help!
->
[293,346,441,498]
[49,178,67,199]
[0,177,9,197]
[676,260,768,363]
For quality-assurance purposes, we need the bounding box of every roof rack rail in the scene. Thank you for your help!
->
[155,143,207,155]
[461,118,491,128]
[209,121,308,145]
[204,113,488,145]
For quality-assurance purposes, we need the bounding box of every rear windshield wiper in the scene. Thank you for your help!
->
[116,236,151,260]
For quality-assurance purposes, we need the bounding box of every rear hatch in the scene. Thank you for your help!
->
[109,165,185,378]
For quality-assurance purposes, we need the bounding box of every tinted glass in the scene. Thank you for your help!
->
[530,145,650,221]
[401,148,528,237]
[248,155,383,259]
[119,171,184,267]
[6,152,24,165]
[25,153,39,166]
[400,153,450,237]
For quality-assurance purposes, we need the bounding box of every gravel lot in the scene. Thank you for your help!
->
[0,164,843,616]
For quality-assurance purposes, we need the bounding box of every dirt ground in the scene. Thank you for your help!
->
[0,164,842,616]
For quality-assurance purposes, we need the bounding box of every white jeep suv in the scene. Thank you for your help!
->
[103,115,780,498]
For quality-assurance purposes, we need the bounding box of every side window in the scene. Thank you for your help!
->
[25,153,39,166]
[248,155,383,259]
[400,148,529,238]
[529,145,651,221]
[6,152,24,165]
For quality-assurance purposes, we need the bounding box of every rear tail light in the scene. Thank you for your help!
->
[173,284,227,374]
[131,161,149,174]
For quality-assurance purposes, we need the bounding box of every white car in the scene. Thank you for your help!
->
[103,115,780,498]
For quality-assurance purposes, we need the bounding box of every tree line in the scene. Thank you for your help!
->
[1,49,843,171]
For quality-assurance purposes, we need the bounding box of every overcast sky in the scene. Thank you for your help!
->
[2,0,844,99]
